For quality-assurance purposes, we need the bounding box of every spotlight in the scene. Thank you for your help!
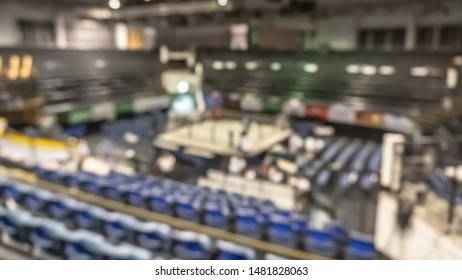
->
[217,0,228,7]
[108,0,121,10]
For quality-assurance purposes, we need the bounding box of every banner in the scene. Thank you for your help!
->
[306,105,328,120]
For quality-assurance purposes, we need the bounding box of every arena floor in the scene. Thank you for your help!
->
[154,119,292,156]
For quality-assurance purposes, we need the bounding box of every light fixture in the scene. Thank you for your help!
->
[379,65,395,75]
[212,61,224,70]
[245,61,258,70]
[346,64,360,74]
[270,62,282,71]
[225,61,237,70]
[304,63,319,73]
[217,0,228,7]
[361,65,377,76]
[108,0,121,10]
[177,80,190,94]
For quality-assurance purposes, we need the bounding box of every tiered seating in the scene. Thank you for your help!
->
[33,166,377,259]
[198,170,300,211]
[426,170,462,203]
[0,178,258,260]
[101,113,167,145]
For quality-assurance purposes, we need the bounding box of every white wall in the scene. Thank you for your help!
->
[0,1,54,46]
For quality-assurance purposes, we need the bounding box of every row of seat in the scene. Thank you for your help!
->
[102,114,167,145]
[0,179,258,260]
[0,205,153,260]
[301,137,381,193]
[427,170,462,203]
[198,170,300,211]
[33,167,377,259]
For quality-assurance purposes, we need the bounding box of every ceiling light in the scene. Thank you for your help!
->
[108,0,121,10]
[217,0,228,7]
[303,63,318,73]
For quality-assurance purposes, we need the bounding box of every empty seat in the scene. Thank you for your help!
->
[74,205,107,232]
[265,253,289,260]
[175,194,202,223]
[326,220,348,245]
[23,189,54,213]
[203,201,230,230]
[304,228,337,258]
[78,177,109,195]
[102,213,136,242]
[132,221,171,252]
[0,210,35,244]
[216,240,256,260]
[345,232,376,260]
[367,146,382,173]
[235,207,263,239]
[100,242,152,260]
[1,182,22,202]
[147,188,174,215]
[173,231,212,260]
[64,230,106,260]
[350,142,376,172]
[291,213,309,235]
[30,219,68,257]
[126,188,150,209]
[268,214,297,248]
[47,196,81,221]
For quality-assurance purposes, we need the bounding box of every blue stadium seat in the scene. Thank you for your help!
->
[47,196,81,221]
[368,146,382,173]
[291,213,309,235]
[126,188,149,209]
[100,243,152,260]
[175,194,202,223]
[350,142,376,172]
[23,189,54,213]
[265,253,289,260]
[203,201,230,230]
[1,182,22,202]
[268,214,297,248]
[147,188,174,215]
[102,213,137,242]
[132,221,171,252]
[30,219,68,257]
[64,230,106,260]
[235,207,263,239]
[74,205,107,232]
[331,139,363,171]
[326,221,348,245]
[0,210,35,244]
[216,240,256,260]
[100,185,125,202]
[173,231,212,260]
[304,228,338,258]
[345,232,377,260]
